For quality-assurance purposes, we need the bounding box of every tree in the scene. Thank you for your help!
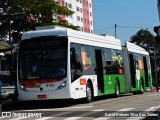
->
[130,29,160,85]
[0,0,79,42]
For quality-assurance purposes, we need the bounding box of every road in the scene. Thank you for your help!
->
[0,92,160,120]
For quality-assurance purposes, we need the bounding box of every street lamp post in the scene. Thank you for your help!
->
[154,37,158,91]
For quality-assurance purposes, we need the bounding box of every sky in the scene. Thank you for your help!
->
[92,0,160,45]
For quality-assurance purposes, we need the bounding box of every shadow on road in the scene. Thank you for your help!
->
[1,93,133,111]
[1,99,84,111]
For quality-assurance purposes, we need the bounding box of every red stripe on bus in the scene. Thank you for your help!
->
[22,78,64,84]
[25,84,34,88]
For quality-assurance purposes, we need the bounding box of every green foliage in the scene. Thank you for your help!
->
[0,0,78,41]
[130,29,160,84]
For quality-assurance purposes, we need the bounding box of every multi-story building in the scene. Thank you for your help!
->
[55,0,94,33]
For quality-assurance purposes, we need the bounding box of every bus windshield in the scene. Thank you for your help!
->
[19,36,67,80]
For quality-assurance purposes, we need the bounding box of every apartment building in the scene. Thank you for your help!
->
[55,0,94,33]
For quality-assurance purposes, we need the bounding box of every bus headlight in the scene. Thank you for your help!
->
[56,80,66,90]
[19,84,28,91]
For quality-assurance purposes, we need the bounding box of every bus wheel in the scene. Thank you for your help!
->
[140,81,144,94]
[86,82,93,103]
[115,81,120,98]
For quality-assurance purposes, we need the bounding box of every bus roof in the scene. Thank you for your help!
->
[21,27,122,50]
[125,41,149,55]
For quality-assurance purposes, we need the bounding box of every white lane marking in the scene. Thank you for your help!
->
[56,106,93,110]
[73,106,93,109]
[64,109,105,120]
[92,109,105,111]
[8,117,28,120]
[94,108,134,120]
[126,117,144,120]
[52,111,73,117]
[0,116,10,119]
[145,106,160,111]
[34,117,53,120]
[64,117,81,120]
[146,94,158,96]
[126,106,160,120]
[117,108,134,111]
[21,106,93,111]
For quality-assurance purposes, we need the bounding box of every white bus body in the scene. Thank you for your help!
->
[17,27,121,101]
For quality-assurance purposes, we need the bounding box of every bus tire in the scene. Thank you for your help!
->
[86,82,93,103]
[114,80,120,98]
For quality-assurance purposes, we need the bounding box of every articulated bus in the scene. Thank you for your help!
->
[16,26,152,102]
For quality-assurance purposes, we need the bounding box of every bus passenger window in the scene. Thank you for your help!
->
[70,44,83,82]
[71,48,82,70]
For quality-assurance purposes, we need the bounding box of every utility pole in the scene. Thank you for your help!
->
[153,26,160,91]
[158,0,160,21]
[154,37,158,91]
[115,24,117,38]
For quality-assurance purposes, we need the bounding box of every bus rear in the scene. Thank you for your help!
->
[17,34,69,101]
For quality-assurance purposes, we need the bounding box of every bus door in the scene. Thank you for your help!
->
[122,47,131,93]
[95,49,104,93]
[129,54,136,88]
[143,56,149,87]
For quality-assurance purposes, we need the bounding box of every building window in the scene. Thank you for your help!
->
[88,29,90,33]
[85,28,87,32]
[68,3,72,9]
[90,21,92,26]
[80,8,82,13]
[86,2,88,6]
[87,11,89,15]
[87,20,89,24]
[84,19,86,24]
[62,1,64,6]
[91,30,93,33]
[83,9,86,14]
[76,0,82,3]
[89,3,92,8]
[81,18,83,22]
[83,0,85,5]
[81,27,83,31]
[90,12,92,16]
[65,2,68,7]
[77,7,80,12]
[77,16,80,21]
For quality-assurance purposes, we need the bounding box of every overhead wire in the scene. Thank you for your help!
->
[94,26,114,31]
[94,25,155,32]
[117,25,154,29]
